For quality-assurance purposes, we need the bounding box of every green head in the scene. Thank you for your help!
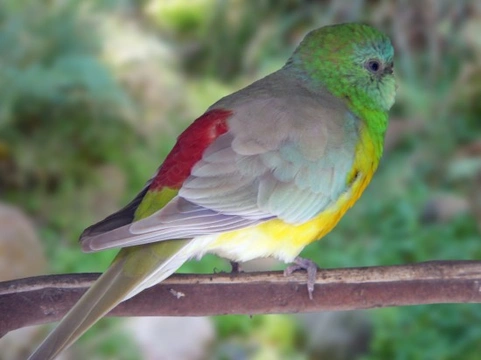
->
[288,23,396,115]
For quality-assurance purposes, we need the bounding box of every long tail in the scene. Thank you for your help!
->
[28,239,193,360]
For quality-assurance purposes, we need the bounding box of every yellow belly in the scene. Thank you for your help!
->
[205,172,372,262]
[206,126,379,263]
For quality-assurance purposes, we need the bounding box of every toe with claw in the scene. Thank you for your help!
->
[284,257,318,300]
[230,261,243,273]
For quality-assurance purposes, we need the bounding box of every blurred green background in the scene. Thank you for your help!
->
[1,0,481,359]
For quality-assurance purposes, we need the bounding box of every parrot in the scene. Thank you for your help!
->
[29,22,396,360]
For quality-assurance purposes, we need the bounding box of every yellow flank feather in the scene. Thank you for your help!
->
[206,123,379,263]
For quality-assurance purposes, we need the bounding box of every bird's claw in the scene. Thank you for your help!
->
[230,261,243,273]
[284,257,318,300]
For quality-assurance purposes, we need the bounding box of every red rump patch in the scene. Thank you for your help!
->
[150,109,231,190]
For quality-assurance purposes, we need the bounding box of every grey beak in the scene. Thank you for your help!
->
[384,62,394,75]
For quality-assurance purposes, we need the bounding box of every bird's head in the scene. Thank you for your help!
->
[289,23,396,113]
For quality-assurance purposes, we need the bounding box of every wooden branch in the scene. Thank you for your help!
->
[2,260,481,337]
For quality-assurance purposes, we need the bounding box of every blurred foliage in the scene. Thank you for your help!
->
[2,0,481,359]
[0,0,136,188]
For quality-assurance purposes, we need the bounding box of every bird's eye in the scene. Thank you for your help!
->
[366,59,382,74]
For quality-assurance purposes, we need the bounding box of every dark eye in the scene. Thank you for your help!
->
[366,59,381,73]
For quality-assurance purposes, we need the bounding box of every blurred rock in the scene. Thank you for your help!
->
[421,194,470,224]
[297,311,373,360]
[0,202,49,359]
[0,202,46,281]
[125,316,215,360]
[0,327,60,360]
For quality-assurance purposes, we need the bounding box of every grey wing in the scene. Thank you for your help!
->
[82,78,360,252]
[179,97,359,224]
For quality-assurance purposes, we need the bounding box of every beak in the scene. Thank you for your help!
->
[384,62,394,75]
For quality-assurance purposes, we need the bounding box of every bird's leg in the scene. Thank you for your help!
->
[230,261,243,273]
[284,257,318,300]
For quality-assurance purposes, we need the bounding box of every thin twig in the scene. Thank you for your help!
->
[1,260,481,337]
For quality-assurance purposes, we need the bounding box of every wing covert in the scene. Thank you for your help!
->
[81,71,361,251]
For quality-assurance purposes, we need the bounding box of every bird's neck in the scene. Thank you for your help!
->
[342,91,388,159]
[284,64,388,159]
[352,105,388,160]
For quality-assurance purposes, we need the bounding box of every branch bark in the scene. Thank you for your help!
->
[2,260,481,337]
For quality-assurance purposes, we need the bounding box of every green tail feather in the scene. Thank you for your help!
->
[28,240,191,360]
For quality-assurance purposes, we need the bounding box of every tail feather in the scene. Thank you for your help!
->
[28,239,193,360]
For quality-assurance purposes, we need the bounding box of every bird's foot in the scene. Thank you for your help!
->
[230,261,243,273]
[284,257,318,300]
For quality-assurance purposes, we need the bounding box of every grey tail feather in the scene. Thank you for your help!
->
[80,185,150,242]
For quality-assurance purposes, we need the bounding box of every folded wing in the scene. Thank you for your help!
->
[81,73,360,251]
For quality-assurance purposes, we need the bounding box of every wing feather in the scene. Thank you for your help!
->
[81,71,361,251]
